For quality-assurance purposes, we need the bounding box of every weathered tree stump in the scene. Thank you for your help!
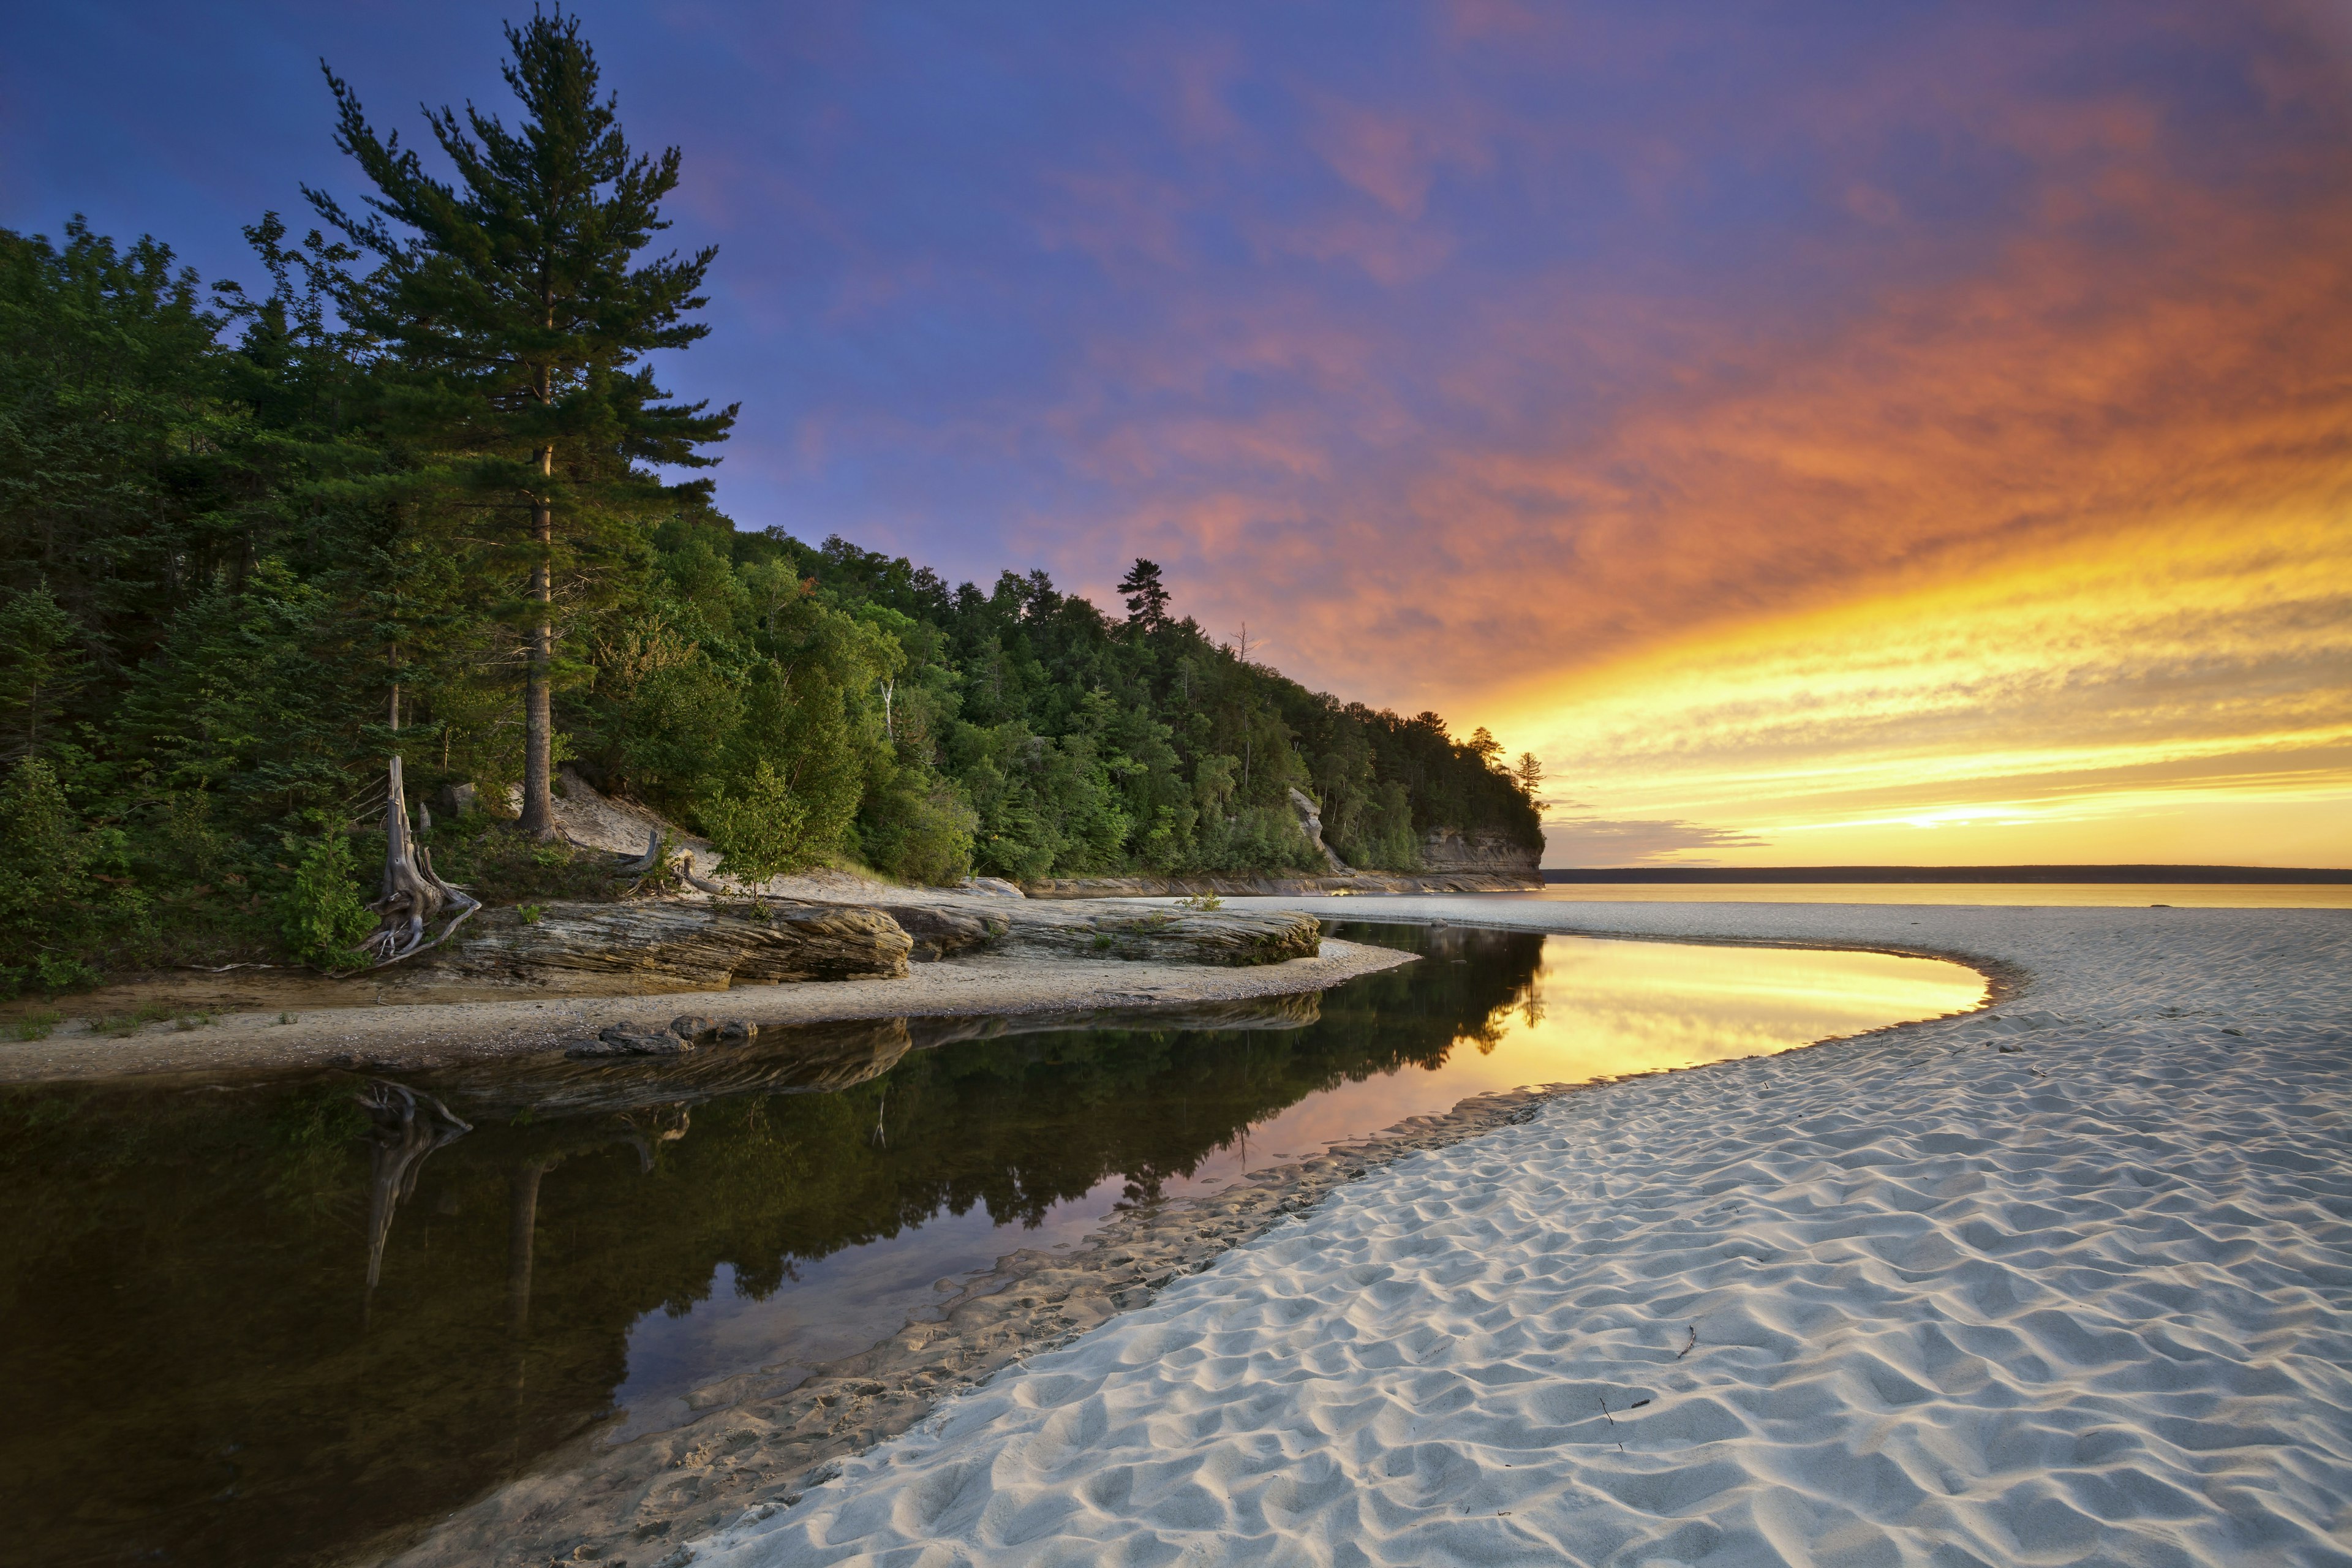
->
[361,755,482,967]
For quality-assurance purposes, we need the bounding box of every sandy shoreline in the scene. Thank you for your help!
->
[684,899,2352,1567]
[0,938,1412,1085]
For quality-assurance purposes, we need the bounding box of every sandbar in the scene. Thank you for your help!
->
[687,898,2352,1567]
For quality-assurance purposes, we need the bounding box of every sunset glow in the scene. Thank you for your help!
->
[10,1,2348,865]
[1510,506,2352,865]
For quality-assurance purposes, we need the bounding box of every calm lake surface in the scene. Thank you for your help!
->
[4,923,1980,1567]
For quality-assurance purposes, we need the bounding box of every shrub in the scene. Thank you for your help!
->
[700,758,816,884]
[33,954,96,992]
[0,758,92,988]
[277,829,375,968]
[861,774,979,885]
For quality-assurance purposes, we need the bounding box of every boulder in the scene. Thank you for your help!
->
[399,900,913,996]
[568,1022,689,1058]
[564,1014,760,1058]
[872,905,1009,961]
[997,903,1320,966]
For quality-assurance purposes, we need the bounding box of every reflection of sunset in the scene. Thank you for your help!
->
[1207,937,1983,1170]
[1455,939,1986,1087]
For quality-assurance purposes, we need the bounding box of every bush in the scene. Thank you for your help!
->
[861,774,978,885]
[0,759,93,990]
[1196,804,1322,874]
[277,829,375,968]
[700,758,816,884]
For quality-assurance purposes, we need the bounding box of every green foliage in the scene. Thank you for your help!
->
[0,14,1539,982]
[0,760,92,988]
[276,828,373,968]
[859,771,979,885]
[33,956,97,993]
[699,757,813,884]
[306,9,736,831]
[0,584,85,764]
[409,823,612,908]
[9,1010,61,1041]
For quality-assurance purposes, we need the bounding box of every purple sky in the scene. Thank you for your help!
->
[10,2,2349,865]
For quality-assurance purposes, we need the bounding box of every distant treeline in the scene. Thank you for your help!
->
[0,15,1538,992]
[1545,866,2350,884]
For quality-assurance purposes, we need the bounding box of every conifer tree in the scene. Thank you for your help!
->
[1117,559,1172,633]
[306,8,735,836]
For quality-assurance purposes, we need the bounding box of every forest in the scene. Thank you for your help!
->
[0,14,1541,993]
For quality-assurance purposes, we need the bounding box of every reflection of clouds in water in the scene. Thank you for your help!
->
[1229,937,1982,1168]
[611,935,1980,1444]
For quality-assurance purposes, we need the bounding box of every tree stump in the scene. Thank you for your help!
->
[361,755,483,966]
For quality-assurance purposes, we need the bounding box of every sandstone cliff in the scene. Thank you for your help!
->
[1417,826,1542,877]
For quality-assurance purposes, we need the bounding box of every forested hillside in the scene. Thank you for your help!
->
[0,15,1540,993]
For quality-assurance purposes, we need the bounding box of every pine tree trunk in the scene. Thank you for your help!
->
[519,475,556,839]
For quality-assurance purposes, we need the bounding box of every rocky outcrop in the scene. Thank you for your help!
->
[1419,826,1540,877]
[394,900,913,996]
[869,904,1010,961]
[1017,822,1537,898]
[1286,788,1351,875]
[996,903,1322,965]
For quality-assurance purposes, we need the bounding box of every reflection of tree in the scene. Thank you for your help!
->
[0,922,1544,1568]
[1340,922,1546,1060]
[355,1081,471,1311]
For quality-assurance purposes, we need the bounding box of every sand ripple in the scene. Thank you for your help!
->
[693,907,2352,1566]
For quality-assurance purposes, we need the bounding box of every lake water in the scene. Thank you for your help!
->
[1517,883,2352,908]
[2,923,1981,1567]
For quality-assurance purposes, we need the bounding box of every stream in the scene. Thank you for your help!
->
[2,921,1983,1566]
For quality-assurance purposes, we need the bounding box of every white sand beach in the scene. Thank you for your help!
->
[688,900,2352,1567]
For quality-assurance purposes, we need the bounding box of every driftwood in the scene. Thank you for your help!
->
[361,755,482,967]
[614,827,736,897]
[617,827,668,876]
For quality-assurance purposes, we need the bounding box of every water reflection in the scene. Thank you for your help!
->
[1510,881,2352,908]
[0,923,1978,1568]
[1160,931,1983,1179]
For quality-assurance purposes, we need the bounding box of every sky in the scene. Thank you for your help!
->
[6,1,2348,868]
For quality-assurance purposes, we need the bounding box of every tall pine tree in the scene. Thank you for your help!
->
[306,7,735,835]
